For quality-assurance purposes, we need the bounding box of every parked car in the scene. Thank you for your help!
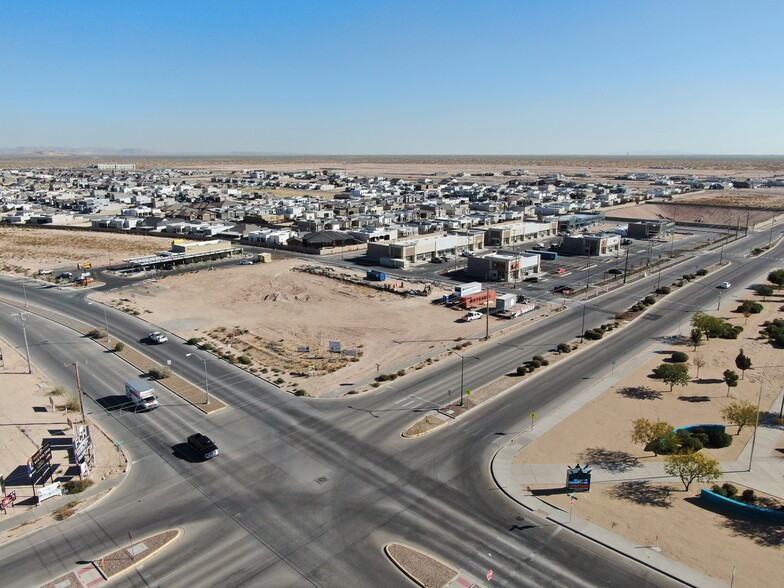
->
[38,268,53,276]
[57,272,73,280]
[462,311,483,322]
[552,285,573,294]
[718,281,731,289]
[239,259,254,265]
[523,276,540,282]
[187,433,219,460]
[148,331,168,344]
[554,268,567,275]
[608,268,624,275]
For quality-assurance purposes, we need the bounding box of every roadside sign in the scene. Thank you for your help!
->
[37,482,62,505]
[487,569,493,581]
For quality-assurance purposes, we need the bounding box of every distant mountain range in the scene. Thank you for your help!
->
[0,146,155,156]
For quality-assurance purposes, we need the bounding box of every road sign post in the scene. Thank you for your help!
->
[487,569,493,582]
[530,412,536,429]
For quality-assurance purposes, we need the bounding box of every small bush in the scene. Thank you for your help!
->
[695,268,709,276]
[238,355,252,365]
[557,343,571,353]
[53,500,80,521]
[741,489,756,503]
[532,355,544,362]
[722,483,738,498]
[113,342,125,352]
[643,295,656,305]
[516,365,527,376]
[148,366,171,380]
[680,435,703,453]
[86,328,105,339]
[294,389,308,396]
[274,377,284,384]
[671,351,689,363]
[51,386,66,396]
[656,286,671,295]
[199,342,216,351]
[583,329,603,340]
[186,337,202,345]
[704,429,733,448]
[397,369,406,377]
[540,358,550,366]
[737,300,763,314]
[719,326,742,339]
[63,479,94,494]
[711,484,727,497]
[527,365,536,373]
[64,391,80,412]
[530,359,542,369]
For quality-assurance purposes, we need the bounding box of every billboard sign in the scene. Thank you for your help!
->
[73,423,94,465]
[565,464,592,492]
[37,482,62,505]
[28,443,52,481]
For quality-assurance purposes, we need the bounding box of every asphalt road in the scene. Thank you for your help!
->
[0,224,780,587]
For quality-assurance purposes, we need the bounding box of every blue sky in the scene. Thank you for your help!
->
[2,1,782,155]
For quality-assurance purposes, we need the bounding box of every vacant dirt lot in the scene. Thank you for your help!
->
[0,226,170,274]
[91,259,477,396]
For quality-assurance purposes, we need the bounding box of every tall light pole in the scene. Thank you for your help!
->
[579,302,588,343]
[622,246,630,285]
[748,376,764,472]
[11,312,32,374]
[450,350,479,407]
[70,361,86,423]
[87,301,110,342]
[186,353,210,404]
[656,254,663,291]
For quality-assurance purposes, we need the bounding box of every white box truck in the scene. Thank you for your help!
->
[125,379,159,410]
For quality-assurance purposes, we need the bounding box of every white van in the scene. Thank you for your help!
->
[463,311,483,322]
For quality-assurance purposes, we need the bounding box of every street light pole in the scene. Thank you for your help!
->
[450,350,479,407]
[656,255,662,291]
[72,361,86,423]
[622,246,630,285]
[748,377,764,472]
[579,302,587,343]
[11,312,32,374]
[186,353,210,404]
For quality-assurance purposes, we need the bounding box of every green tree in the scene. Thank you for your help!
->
[767,269,784,290]
[654,362,690,392]
[754,284,774,301]
[631,418,675,456]
[734,349,752,379]
[664,453,722,492]
[721,400,758,435]
[722,369,739,396]
[691,312,728,340]
[689,328,703,351]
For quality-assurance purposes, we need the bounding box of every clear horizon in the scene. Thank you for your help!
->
[3,1,783,156]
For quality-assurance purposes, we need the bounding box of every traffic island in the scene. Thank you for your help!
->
[385,542,458,588]
[98,529,180,579]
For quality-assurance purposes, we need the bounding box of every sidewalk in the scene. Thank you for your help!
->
[490,366,784,588]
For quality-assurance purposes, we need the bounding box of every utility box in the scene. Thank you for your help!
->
[495,293,517,312]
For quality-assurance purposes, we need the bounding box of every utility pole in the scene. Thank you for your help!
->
[744,210,750,236]
[72,361,86,423]
[622,246,630,285]
[11,312,31,374]
[579,302,587,343]
[485,288,490,340]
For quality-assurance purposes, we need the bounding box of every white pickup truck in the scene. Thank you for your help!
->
[125,379,159,410]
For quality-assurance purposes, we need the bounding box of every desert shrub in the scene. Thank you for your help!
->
[703,429,733,448]
[397,369,406,377]
[711,484,727,497]
[63,391,80,412]
[199,342,215,351]
[644,295,656,305]
[722,483,738,498]
[557,343,571,353]
[377,373,390,381]
[741,489,756,503]
[63,479,94,494]
[680,435,703,453]
[583,329,603,340]
[516,365,527,376]
[656,286,671,295]
[113,342,125,352]
[540,358,550,366]
[671,351,689,363]
[695,268,709,276]
[53,501,80,521]
[294,389,308,396]
[274,377,284,384]
[646,434,679,455]
[631,303,644,312]
[238,355,252,365]
[186,337,202,345]
[532,355,545,362]
[719,325,742,339]
[527,365,536,373]
[51,386,66,396]
[86,328,105,339]
[615,311,632,320]
[148,366,171,380]
[530,359,542,369]
[737,300,763,314]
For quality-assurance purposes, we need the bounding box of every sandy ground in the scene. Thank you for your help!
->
[0,226,171,274]
[91,259,476,396]
[513,294,784,587]
[0,332,126,538]
[606,198,784,225]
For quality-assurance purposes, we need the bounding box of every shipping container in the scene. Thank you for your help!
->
[526,250,558,260]
[495,293,517,312]
[460,289,496,309]
[454,281,483,297]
